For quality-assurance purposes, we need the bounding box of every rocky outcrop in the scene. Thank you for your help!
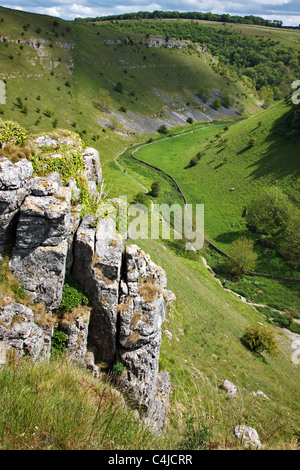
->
[221,379,237,398]
[0,143,173,430]
[0,297,53,361]
[82,147,102,195]
[9,175,80,311]
[0,158,33,260]
[73,228,173,427]
[73,216,123,366]
[59,307,91,364]
[116,245,173,427]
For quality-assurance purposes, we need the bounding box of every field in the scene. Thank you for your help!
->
[115,101,300,315]
[0,7,300,449]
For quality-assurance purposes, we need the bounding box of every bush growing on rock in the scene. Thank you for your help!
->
[0,120,28,146]
[60,275,89,312]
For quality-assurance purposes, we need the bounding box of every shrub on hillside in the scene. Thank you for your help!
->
[0,120,28,146]
[197,87,212,103]
[247,187,293,237]
[150,181,161,197]
[241,324,279,357]
[157,125,168,134]
[225,237,257,276]
[211,98,221,110]
[221,95,232,108]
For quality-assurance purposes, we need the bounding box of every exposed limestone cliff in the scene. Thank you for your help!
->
[0,134,174,430]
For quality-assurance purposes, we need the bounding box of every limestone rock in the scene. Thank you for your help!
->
[73,217,123,366]
[234,425,262,449]
[85,351,100,378]
[72,214,96,296]
[0,299,52,361]
[60,307,91,364]
[221,379,237,397]
[0,158,32,259]
[147,370,171,431]
[33,135,59,148]
[88,218,123,366]
[82,147,102,186]
[117,244,171,427]
[10,182,75,311]
[251,390,269,400]
[0,158,33,190]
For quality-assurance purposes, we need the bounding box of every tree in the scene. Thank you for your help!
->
[197,87,211,103]
[247,187,293,237]
[150,181,161,197]
[242,324,279,357]
[225,237,257,276]
[278,211,300,268]
[114,81,124,93]
[157,125,168,134]
[211,98,221,110]
[189,156,198,167]
[188,151,203,167]
[221,95,232,108]
[259,85,274,107]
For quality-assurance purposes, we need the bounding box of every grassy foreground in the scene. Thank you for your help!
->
[0,357,167,450]
[132,237,300,449]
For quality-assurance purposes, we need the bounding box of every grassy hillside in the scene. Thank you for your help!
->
[0,6,258,167]
[118,101,300,315]
[131,236,300,449]
[0,7,299,450]
[132,101,299,242]
[99,18,300,96]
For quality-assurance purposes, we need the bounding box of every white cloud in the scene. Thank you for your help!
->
[2,0,300,25]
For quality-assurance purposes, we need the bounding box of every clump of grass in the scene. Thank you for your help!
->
[139,280,162,303]
[0,141,36,163]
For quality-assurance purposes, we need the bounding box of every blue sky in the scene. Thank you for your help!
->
[1,0,300,25]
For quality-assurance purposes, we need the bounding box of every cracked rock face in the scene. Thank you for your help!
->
[60,308,91,364]
[10,179,78,311]
[82,147,102,187]
[73,216,123,366]
[0,298,52,361]
[0,158,33,190]
[0,158,33,260]
[117,245,171,425]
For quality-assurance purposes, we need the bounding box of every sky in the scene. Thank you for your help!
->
[1,0,300,26]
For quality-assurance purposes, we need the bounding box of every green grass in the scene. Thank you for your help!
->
[128,237,300,449]
[0,357,168,450]
[118,101,300,314]
[0,6,261,167]
[131,102,299,250]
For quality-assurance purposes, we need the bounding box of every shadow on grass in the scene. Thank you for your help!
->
[214,229,250,246]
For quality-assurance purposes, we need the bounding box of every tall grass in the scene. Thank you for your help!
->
[0,357,165,450]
